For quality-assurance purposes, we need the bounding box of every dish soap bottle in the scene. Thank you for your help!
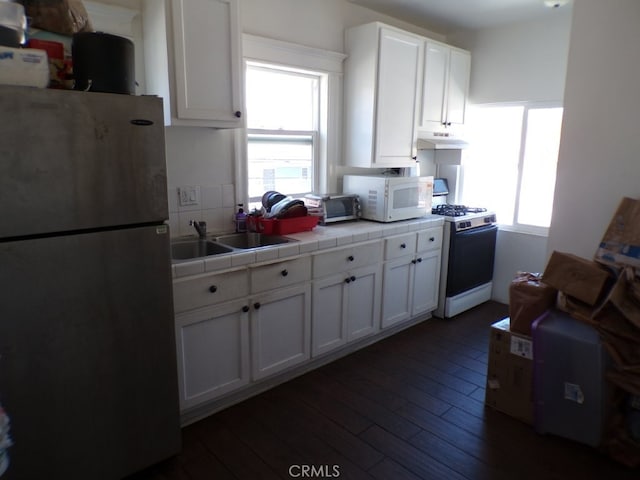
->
[235,204,247,233]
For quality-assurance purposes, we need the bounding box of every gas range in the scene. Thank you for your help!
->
[431,204,497,232]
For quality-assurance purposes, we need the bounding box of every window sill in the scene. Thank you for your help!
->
[497,224,549,238]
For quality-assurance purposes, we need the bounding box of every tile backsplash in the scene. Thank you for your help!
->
[167,183,238,237]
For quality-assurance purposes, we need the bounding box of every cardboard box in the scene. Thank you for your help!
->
[509,272,557,336]
[485,318,534,424]
[542,251,613,306]
[595,197,640,270]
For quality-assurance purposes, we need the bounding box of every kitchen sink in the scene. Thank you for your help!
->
[171,240,233,260]
[214,232,293,249]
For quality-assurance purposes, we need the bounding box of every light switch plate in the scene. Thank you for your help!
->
[178,186,200,206]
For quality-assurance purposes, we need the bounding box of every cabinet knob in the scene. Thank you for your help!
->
[348,255,354,262]
[344,277,351,284]
[254,302,261,310]
[400,243,407,249]
[235,111,242,118]
[209,285,217,293]
[429,237,435,242]
[350,275,356,282]
[446,122,452,126]
[281,269,288,277]
[242,305,249,313]
[417,257,423,263]
[412,259,417,264]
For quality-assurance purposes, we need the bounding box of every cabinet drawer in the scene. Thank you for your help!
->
[384,233,417,260]
[417,227,443,252]
[250,256,311,294]
[313,240,382,278]
[173,268,249,313]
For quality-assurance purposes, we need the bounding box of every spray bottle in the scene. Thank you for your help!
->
[235,204,247,233]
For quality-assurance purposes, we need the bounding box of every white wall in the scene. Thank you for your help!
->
[547,0,640,259]
[166,0,445,237]
[448,10,572,303]
[450,9,572,104]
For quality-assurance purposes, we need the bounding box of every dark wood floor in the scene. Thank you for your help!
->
[128,302,637,479]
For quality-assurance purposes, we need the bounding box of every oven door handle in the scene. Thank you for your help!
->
[456,224,497,237]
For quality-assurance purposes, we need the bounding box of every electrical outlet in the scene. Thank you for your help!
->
[178,186,199,206]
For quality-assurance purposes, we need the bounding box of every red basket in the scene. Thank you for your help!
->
[248,215,319,235]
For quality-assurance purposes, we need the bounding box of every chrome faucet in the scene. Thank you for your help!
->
[190,220,207,239]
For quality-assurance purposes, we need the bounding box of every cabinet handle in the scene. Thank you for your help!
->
[254,302,261,310]
[348,255,354,261]
[429,237,435,242]
[235,111,242,118]
[400,243,407,249]
[242,305,249,313]
[209,285,217,293]
[281,269,288,277]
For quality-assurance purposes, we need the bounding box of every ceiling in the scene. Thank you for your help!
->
[348,0,572,35]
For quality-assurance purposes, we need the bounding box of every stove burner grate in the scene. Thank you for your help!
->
[432,204,487,217]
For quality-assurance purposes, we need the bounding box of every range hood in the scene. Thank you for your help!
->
[416,134,469,150]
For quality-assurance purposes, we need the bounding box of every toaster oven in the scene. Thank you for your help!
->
[303,193,361,224]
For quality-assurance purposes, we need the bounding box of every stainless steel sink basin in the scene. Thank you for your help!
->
[171,240,233,260]
[214,233,293,249]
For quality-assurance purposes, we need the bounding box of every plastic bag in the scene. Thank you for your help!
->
[22,0,93,35]
[509,272,557,336]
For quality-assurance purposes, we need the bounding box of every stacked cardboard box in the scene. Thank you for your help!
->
[485,318,534,424]
[526,198,640,466]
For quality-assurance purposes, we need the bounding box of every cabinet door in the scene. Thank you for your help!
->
[374,27,422,167]
[175,299,250,410]
[446,48,470,127]
[381,256,413,328]
[346,263,382,341]
[251,284,311,380]
[312,274,348,357]
[420,40,448,130]
[411,249,441,316]
[171,0,243,126]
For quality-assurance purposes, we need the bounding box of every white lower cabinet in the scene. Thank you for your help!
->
[173,224,442,414]
[250,284,311,380]
[175,299,249,410]
[381,226,443,329]
[346,263,382,341]
[412,249,441,316]
[381,255,413,328]
[311,263,382,356]
[311,240,383,357]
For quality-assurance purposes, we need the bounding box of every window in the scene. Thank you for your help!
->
[461,103,563,235]
[245,63,321,210]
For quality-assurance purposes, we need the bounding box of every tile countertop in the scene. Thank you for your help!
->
[171,215,445,278]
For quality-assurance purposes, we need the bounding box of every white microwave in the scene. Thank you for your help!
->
[342,175,433,222]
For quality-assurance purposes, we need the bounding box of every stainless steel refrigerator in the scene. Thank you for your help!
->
[0,86,181,479]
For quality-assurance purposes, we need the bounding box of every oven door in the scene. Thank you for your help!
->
[446,224,498,296]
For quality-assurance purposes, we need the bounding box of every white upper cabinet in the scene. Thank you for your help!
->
[343,23,423,168]
[419,40,470,135]
[142,0,244,128]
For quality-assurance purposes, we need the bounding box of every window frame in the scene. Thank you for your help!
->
[245,62,322,206]
[462,101,563,237]
[238,34,346,209]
